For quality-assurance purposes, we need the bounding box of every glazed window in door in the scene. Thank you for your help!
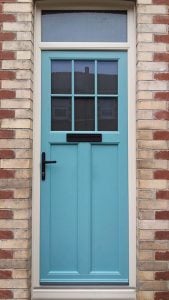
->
[51,60,118,131]
[40,51,128,284]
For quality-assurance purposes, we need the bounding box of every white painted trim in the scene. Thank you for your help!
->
[127,5,136,288]
[32,288,136,300]
[32,2,136,299]
[40,42,130,50]
[32,4,41,288]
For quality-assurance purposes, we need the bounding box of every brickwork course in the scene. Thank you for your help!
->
[0,0,168,299]
[137,0,169,299]
[0,0,33,298]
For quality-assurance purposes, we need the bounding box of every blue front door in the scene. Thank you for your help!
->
[40,51,128,284]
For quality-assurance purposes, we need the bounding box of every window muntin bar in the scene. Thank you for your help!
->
[51,59,118,132]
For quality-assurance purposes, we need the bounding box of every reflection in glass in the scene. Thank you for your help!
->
[98,98,118,131]
[42,11,127,43]
[51,97,71,131]
[51,60,71,94]
[97,61,118,95]
[75,97,95,131]
[75,61,94,94]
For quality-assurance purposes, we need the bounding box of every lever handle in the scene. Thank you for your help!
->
[41,152,57,181]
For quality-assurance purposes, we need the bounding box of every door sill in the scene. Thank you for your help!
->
[32,288,136,300]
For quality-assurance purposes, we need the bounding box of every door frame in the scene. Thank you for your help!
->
[32,1,136,299]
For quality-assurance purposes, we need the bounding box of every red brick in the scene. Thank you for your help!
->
[155,292,169,300]
[154,170,169,180]
[0,270,12,279]
[154,110,169,120]
[0,51,15,60]
[155,211,169,220]
[155,151,169,160]
[154,73,169,80]
[0,210,13,219]
[155,271,169,280]
[0,110,15,119]
[153,15,169,24]
[0,14,16,22]
[154,35,169,43]
[155,231,169,240]
[0,170,15,179]
[156,190,169,199]
[0,290,13,299]
[0,71,15,80]
[0,249,13,259]
[0,130,15,139]
[0,32,16,41]
[0,0,16,2]
[0,150,15,159]
[0,90,15,99]
[155,251,169,260]
[0,231,13,239]
[155,92,169,100]
[154,53,169,62]
[153,0,169,3]
[153,131,169,140]
[0,191,13,199]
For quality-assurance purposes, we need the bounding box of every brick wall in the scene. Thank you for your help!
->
[0,0,33,299]
[137,0,169,299]
[0,0,169,299]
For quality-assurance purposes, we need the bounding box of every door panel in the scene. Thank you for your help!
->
[40,51,128,284]
[91,145,119,273]
[50,145,78,273]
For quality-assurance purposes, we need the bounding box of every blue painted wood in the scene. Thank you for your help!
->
[40,51,128,284]
[50,145,78,273]
[91,145,119,273]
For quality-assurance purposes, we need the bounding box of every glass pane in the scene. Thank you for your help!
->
[51,97,71,131]
[97,61,118,95]
[75,61,94,94]
[75,97,95,131]
[98,98,118,131]
[42,11,127,42]
[51,61,71,94]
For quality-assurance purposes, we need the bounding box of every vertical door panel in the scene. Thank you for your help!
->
[91,145,119,274]
[50,145,78,273]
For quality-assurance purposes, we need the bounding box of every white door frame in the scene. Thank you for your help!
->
[32,1,136,299]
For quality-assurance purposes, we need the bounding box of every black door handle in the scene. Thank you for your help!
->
[41,152,57,181]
